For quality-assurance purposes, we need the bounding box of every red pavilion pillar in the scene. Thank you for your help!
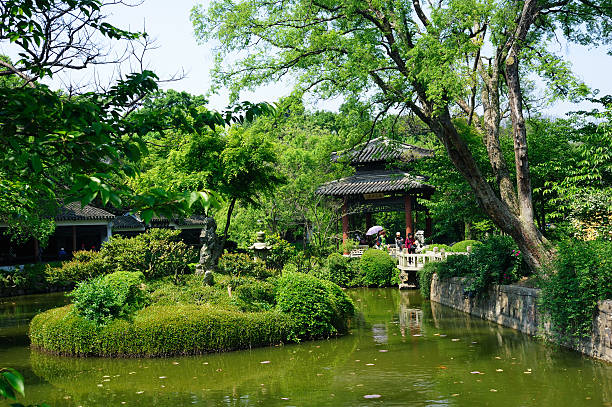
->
[342,197,349,254]
[405,194,413,237]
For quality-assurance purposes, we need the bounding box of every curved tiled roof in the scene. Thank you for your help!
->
[112,214,145,230]
[331,137,433,165]
[316,170,434,196]
[55,202,114,221]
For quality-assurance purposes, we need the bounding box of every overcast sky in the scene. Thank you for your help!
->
[6,0,612,116]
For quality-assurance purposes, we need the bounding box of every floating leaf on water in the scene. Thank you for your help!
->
[451,338,460,342]
[413,334,422,337]
[439,366,447,369]
[495,356,502,360]
[379,350,388,352]
[281,397,290,400]
[103,375,110,378]
[452,394,460,397]
[355,360,361,362]
[523,371,532,374]
[136,391,144,394]
[366,363,375,366]
[97,384,103,387]
[260,361,271,364]
[490,389,498,392]
[496,369,503,372]
[158,376,167,379]
[364,394,381,399]
[470,371,481,374]
[172,362,179,365]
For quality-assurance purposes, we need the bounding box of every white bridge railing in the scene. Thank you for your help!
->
[396,249,469,271]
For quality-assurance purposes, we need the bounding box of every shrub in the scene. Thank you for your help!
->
[218,253,271,280]
[264,234,297,271]
[46,250,108,285]
[359,249,397,287]
[234,280,277,311]
[435,236,521,297]
[149,275,235,309]
[340,239,359,255]
[69,271,148,325]
[314,253,356,287]
[450,240,481,253]
[0,262,65,293]
[276,272,354,339]
[540,239,612,343]
[100,230,196,280]
[29,304,294,357]
[418,262,440,300]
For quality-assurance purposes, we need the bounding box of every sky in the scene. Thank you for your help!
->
[5,0,612,116]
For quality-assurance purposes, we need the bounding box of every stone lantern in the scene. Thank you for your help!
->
[249,231,272,261]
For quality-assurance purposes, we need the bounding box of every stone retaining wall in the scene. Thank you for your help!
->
[430,274,612,363]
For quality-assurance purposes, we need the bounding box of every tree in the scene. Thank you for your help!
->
[0,1,273,243]
[192,0,612,272]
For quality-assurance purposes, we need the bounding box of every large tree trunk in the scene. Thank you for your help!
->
[480,64,519,214]
[431,108,553,272]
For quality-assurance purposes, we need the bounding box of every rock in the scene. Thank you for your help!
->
[195,217,221,275]
[203,270,214,286]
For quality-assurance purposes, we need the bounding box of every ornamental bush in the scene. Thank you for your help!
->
[359,249,396,287]
[275,272,354,339]
[540,239,612,343]
[46,250,109,285]
[101,229,196,280]
[218,253,271,279]
[234,280,277,311]
[29,304,294,357]
[314,253,356,287]
[263,234,297,271]
[450,240,481,253]
[69,271,148,325]
[435,236,522,297]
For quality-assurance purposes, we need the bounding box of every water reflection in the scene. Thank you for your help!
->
[1,289,611,406]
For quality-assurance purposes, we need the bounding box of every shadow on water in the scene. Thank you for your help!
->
[1,288,611,406]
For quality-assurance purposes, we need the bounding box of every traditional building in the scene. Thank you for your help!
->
[316,137,435,252]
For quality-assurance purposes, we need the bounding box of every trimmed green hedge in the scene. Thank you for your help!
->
[276,272,354,339]
[359,249,396,287]
[29,304,294,357]
[450,240,481,253]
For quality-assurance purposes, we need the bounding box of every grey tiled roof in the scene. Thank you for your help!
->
[112,214,145,230]
[331,137,433,165]
[55,202,114,221]
[316,170,434,196]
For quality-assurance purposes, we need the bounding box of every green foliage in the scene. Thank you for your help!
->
[218,253,271,280]
[46,250,108,285]
[234,280,277,311]
[69,271,148,325]
[450,240,482,253]
[418,263,440,300]
[275,272,354,339]
[263,234,297,271]
[359,249,397,287]
[540,240,612,343]
[0,367,23,401]
[340,239,359,255]
[435,236,523,297]
[315,253,357,288]
[29,304,293,357]
[0,262,64,293]
[148,275,236,309]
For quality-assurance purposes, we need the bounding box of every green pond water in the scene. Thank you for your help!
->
[1,289,611,406]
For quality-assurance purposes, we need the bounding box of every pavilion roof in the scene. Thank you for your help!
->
[56,202,115,222]
[331,137,433,165]
[316,170,434,196]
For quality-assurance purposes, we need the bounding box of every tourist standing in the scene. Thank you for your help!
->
[405,233,416,254]
[395,232,404,249]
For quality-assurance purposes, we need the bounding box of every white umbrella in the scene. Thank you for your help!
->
[366,225,384,236]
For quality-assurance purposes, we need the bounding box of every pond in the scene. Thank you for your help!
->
[1,289,611,406]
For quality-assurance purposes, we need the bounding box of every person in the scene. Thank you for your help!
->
[379,230,387,249]
[395,232,404,249]
[405,233,416,254]
[58,247,67,260]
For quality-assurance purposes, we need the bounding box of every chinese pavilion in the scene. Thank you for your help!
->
[316,137,435,253]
